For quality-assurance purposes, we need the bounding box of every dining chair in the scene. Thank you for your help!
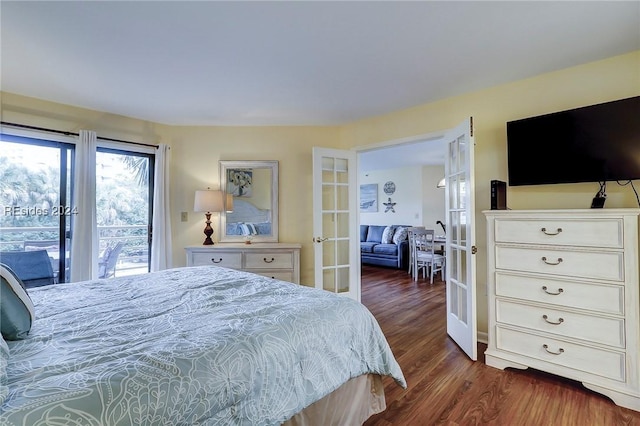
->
[406,226,425,277]
[411,228,445,284]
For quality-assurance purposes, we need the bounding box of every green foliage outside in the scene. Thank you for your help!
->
[0,150,150,259]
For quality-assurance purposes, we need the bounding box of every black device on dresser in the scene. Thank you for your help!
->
[491,180,507,210]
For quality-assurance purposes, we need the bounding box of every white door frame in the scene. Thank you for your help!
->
[354,125,477,360]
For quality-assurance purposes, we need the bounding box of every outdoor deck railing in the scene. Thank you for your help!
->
[0,225,150,278]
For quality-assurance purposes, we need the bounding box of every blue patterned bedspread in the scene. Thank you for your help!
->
[1,266,405,425]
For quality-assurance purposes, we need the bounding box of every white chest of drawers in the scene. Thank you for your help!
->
[185,243,301,284]
[484,209,640,411]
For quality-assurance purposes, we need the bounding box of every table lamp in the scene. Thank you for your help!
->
[194,189,224,245]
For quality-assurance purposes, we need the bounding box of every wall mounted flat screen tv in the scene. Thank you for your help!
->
[507,96,640,186]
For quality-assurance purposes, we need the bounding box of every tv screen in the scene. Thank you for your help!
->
[507,96,640,186]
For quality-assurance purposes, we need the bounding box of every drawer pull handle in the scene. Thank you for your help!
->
[541,227,562,236]
[542,286,563,295]
[541,256,563,265]
[542,344,564,355]
[542,314,564,325]
[210,258,222,264]
[263,257,275,263]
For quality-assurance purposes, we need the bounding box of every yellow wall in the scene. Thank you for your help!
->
[0,93,340,284]
[339,50,640,332]
[161,125,340,279]
[2,50,638,334]
[0,92,167,145]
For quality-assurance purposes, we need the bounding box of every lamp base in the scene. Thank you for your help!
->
[202,212,215,245]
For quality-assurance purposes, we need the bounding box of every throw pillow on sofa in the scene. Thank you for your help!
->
[366,225,386,243]
[392,227,408,245]
[360,225,369,242]
[381,226,396,244]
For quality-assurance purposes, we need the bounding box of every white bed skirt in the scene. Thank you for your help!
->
[283,374,386,426]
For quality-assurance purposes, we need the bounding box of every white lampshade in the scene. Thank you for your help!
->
[436,178,446,189]
[194,189,224,213]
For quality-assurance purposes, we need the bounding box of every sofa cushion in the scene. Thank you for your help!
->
[366,225,386,243]
[381,226,396,244]
[360,225,369,242]
[372,243,398,256]
[360,242,377,253]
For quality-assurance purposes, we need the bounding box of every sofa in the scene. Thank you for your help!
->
[360,224,410,269]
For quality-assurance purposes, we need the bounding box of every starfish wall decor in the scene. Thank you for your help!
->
[383,197,396,213]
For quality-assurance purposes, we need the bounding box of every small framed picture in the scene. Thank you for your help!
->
[227,169,253,197]
[360,184,378,212]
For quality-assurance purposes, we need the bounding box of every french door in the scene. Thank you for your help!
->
[312,147,360,301]
[444,118,478,360]
[309,121,477,359]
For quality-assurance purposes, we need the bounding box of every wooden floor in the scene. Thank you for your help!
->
[360,265,640,426]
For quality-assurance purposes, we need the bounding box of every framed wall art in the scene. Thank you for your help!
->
[360,184,378,212]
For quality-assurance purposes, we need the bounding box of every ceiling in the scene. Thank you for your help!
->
[2,1,638,129]
[359,137,446,171]
[2,2,638,171]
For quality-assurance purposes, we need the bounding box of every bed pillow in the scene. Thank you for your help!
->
[381,226,396,244]
[0,335,8,405]
[392,227,408,245]
[0,264,35,340]
[240,223,258,235]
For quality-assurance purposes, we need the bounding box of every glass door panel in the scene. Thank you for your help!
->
[322,269,335,292]
[0,137,73,284]
[337,267,349,293]
[322,213,336,238]
[95,149,152,278]
[322,185,335,210]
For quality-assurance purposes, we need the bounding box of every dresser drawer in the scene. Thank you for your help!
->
[190,251,242,268]
[495,246,624,282]
[494,218,624,248]
[495,273,624,315]
[249,270,294,282]
[185,243,301,284]
[496,300,625,348]
[245,252,294,269]
[496,326,625,382]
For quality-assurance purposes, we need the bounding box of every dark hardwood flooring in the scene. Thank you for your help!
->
[360,265,640,426]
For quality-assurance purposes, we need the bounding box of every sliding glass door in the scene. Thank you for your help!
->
[0,135,74,283]
[96,148,154,277]
[1,134,155,283]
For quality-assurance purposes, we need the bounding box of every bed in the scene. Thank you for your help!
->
[0,265,406,425]
[226,199,272,236]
